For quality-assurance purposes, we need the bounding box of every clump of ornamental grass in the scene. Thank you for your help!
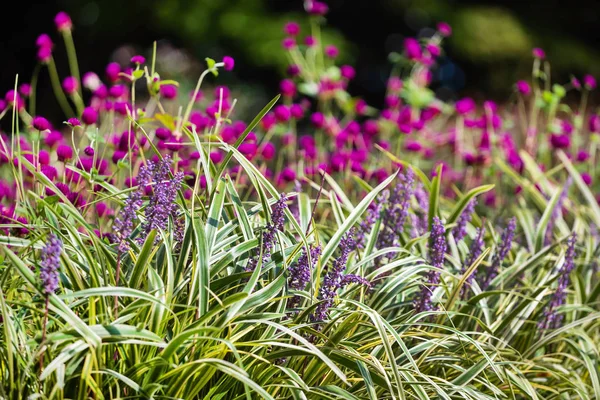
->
[0,4,598,400]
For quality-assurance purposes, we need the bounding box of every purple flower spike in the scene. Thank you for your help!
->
[288,245,322,308]
[40,233,63,295]
[246,193,289,271]
[452,199,476,243]
[139,155,184,244]
[375,169,414,265]
[481,217,516,289]
[539,233,577,330]
[414,217,447,314]
[313,229,370,321]
[461,227,485,298]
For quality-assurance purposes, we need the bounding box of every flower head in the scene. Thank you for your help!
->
[55,12,72,32]
[452,199,476,243]
[32,116,50,131]
[40,233,62,295]
[532,47,546,59]
[539,233,577,330]
[62,76,78,95]
[437,22,452,37]
[223,56,235,71]
[481,217,516,289]
[131,55,146,64]
[414,216,447,313]
[246,193,289,271]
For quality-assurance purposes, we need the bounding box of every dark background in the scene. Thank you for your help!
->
[2,0,600,120]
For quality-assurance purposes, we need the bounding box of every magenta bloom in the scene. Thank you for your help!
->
[274,105,291,122]
[37,47,52,63]
[582,172,592,185]
[340,65,355,80]
[280,79,296,98]
[584,74,597,90]
[55,12,72,31]
[131,55,145,64]
[32,116,50,131]
[62,76,78,95]
[106,62,121,82]
[437,22,452,37]
[307,1,329,15]
[19,84,32,97]
[81,107,98,125]
[304,36,316,47]
[550,134,571,149]
[36,34,53,49]
[404,38,422,61]
[284,21,300,36]
[261,142,276,160]
[282,37,296,50]
[56,144,73,162]
[223,56,235,71]
[589,115,600,133]
[160,84,178,99]
[516,80,531,96]
[532,47,546,59]
[455,97,475,115]
[287,64,301,76]
[84,146,94,156]
[325,45,339,59]
[311,112,325,128]
[67,117,81,127]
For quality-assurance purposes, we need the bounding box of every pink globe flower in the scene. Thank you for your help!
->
[532,48,546,59]
[280,79,296,98]
[325,45,339,59]
[584,74,597,90]
[261,142,276,160]
[340,65,355,80]
[284,22,300,36]
[57,144,73,162]
[437,22,452,37]
[106,62,121,82]
[516,80,531,96]
[19,84,32,97]
[160,84,178,99]
[131,55,145,64]
[81,107,98,125]
[304,36,316,47]
[55,12,72,32]
[404,38,422,61]
[37,47,52,63]
[62,76,78,95]
[223,56,235,71]
[32,116,50,131]
[455,97,475,115]
[589,115,600,133]
[36,34,53,49]
[307,1,329,15]
[282,37,297,50]
[68,117,81,127]
[582,172,592,186]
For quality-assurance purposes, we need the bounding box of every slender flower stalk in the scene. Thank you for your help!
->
[481,217,516,289]
[414,216,447,313]
[539,233,577,330]
[246,193,288,271]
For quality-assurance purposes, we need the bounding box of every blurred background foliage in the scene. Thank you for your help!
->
[3,0,600,116]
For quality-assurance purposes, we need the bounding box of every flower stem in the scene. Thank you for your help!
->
[47,58,75,117]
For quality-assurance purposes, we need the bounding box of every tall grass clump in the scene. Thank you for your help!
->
[0,2,598,399]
